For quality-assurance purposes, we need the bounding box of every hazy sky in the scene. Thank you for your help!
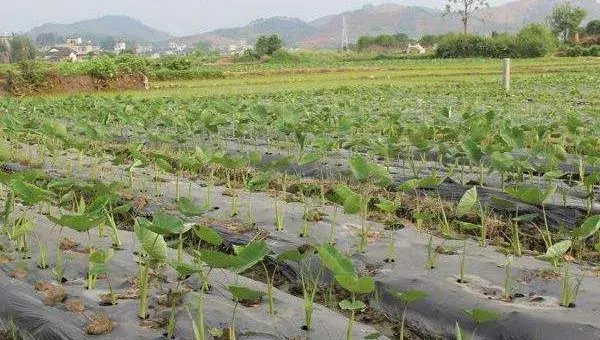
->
[0,0,511,36]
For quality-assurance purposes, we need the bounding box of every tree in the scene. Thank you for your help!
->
[9,36,37,63]
[586,19,600,36]
[548,3,587,42]
[35,33,63,47]
[101,36,117,51]
[255,34,283,56]
[444,0,489,35]
[516,24,558,57]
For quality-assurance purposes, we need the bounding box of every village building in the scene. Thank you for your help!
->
[43,46,78,62]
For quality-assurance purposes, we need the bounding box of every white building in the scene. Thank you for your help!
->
[136,44,153,54]
[114,42,127,53]
[168,42,187,54]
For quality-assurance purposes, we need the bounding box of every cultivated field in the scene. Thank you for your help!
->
[0,57,599,340]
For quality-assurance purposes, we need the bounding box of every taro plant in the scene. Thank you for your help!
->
[539,239,582,307]
[318,243,375,340]
[498,255,513,302]
[134,218,168,320]
[262,249,302,315]
[462,308,502,339]
[226,285,265,340]
[88,248,116,304]
[375,197,401,263]
[507,184,557,253]
[333,185,371,253]
[393,290,429,340]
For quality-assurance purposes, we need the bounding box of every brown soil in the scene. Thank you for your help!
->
[85,314,114,335]
[59,237,79,251]
[65,298,86,313]
[2,72,146,97]
[35,281,67,306]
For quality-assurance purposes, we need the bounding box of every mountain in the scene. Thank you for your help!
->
[175,17,317,49]
[28,15,172,44]
[175,0,600,49]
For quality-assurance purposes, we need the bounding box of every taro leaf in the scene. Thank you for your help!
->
[573,216,600,241]
[339,299,366,311]
[276,249,302,262]
[10,179,55,205]
[507,185,556,206]
[194,226,223,247]
[112,202,133,214]
[151,211,185,235]
[198,249,245,269]
[456,186,478,217]
[178,197,211,217]
[227,285,264,302]
[464,309,501,325]
[398,179,421,192]
[89,248,115,264]
[86,195,110,214]
[398,177,444,192]
[335,274,374,294]
[231,240,269,273]
[246,172,273,192]
[154,158,174,173]
[490,152,514,172]
[134,221,167,263]
[47,212,105,232]
[394,290,429,304]
[318,244,356,277]
[333,184,356,203]
[299,152,323,166]
[543,170,566,180]
[375,198,397,214]
[343,194,363,215]
[126,159,144,171]
[169,261,204,277]
[542,240,572,260]
[47,178,76,191]
[456,221,481,231]
[89,263,108,276]
[511,213,538,223]
[462,138,483,163]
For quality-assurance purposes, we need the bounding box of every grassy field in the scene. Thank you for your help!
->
[106,57,600,98]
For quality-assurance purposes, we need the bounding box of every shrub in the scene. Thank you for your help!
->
[85,56,117,80]
[515,24,558,57]
[436,25,556,59]
[158,56,193,71]
[115,55,148,75]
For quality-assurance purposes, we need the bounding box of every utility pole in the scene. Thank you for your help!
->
[341,16,349,51]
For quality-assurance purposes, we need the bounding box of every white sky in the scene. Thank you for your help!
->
[0,0,512,36]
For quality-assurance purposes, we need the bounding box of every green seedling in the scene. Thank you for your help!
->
[134,219,168,319]
[393,290,429,340]
[498,255,513,302]
[425,235,437,270]
[88,248,115,303]
[318,244,375,340]
[376,197,401,263]
[263,249,302,315]
[226,285,265,340]
[463,308,502,339]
